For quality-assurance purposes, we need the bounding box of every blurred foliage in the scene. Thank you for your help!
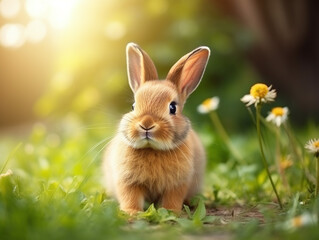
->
[34,0,256,132]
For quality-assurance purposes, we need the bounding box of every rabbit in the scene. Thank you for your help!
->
[103,42,210,214]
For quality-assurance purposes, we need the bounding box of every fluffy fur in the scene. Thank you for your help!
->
[103,43,210,214]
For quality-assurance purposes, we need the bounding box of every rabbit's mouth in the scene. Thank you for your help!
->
[143,131,152,140]
[133,137,156,149]
[137,124,158,144]
[120,115,177,150]
[129,131,171,150]
[139,131,155,145]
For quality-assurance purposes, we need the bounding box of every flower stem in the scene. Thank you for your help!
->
[283,122,307,192]
[275,127,290,194]
[283,122,302,162]
[256,105,283,209]
[316,155,319,197]
[209,111,242,162]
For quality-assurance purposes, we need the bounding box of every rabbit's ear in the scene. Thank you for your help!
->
[126,43,158,92]
[166,47,210,101]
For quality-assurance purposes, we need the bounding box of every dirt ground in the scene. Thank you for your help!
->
[207,205,266,224]
[182,205,273,240]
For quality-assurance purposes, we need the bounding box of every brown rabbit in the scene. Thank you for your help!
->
[103,43,210,214]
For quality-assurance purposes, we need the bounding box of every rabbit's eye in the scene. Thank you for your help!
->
[169,101,177,115]
[132,102,135,111]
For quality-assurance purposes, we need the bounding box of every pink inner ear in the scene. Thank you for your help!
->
[180,51,209,97]
[127,46,143,92]
[165,47,210,101]
[126,43,158,92]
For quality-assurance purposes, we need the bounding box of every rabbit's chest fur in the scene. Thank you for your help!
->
[118,144,194,194]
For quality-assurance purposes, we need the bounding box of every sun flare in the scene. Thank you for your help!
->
[0,0,80,48]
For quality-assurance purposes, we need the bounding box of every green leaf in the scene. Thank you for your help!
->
[192,198,206,222]
[137,204,160,223]
[157,207,169,217]
[175,218,193,229]
[184,204,192,219]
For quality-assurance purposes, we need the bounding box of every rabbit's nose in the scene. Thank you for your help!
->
[139,115,155,131]
[139,125,155,131]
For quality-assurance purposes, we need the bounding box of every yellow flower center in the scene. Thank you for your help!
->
[202,98,212,108]
[250,83,269,98]
[271,107,284,116]
[314,141,319,148]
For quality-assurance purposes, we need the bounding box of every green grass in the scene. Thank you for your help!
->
[0,113,319,240]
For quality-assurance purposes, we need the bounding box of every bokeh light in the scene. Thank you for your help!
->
[25,0,47,19]
[48,0,78,30]
[104,21,126,40]
[25,20,47,43]
[1,0,80,49]
[0,0,21,19]
[0,24,25,48]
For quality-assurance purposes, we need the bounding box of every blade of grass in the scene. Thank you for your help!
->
[0,142,22,174]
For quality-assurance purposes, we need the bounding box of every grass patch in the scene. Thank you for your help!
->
[0,113,319,239]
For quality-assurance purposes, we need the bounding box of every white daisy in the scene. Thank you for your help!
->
[197,97,219,114]
[266,107,289,127]
[305,138,319,155]
[241,83,277,107]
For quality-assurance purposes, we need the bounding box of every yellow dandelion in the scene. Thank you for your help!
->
[305,138,319,155]
[197,97,219,114]
[266,107,289,127]
[241,83,276,107]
